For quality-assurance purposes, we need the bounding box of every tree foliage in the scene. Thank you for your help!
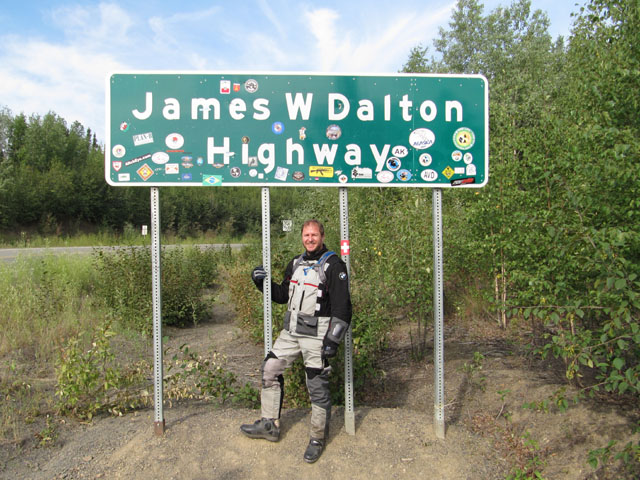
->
[401,0,640,398]
[0,110,304,236]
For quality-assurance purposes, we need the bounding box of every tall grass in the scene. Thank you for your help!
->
[0,246,230,442]
[0,254,103,365]
[0,227,256,248]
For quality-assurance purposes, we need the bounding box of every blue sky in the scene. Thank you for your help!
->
[0,1,584,142]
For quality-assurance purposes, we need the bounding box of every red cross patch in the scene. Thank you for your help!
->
[340,239,350,256]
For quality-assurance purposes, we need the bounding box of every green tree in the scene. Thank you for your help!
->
[401,45,435,73]
[433,0,488,74]
[541,0,640,395]
[0,107,11,161]
[411,0,564,324]
[0,107,14,228]
[7,113,27,165]
[402,0,640,397]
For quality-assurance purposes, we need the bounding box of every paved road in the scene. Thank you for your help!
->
[0,244,245,263]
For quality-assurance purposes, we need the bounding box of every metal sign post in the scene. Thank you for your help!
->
[261,187,273,355]
[150,187,165,435]
[339,187,355,435]
[432,188,445,438]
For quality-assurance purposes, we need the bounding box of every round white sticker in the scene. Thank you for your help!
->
[421,169,438,182]
[377,171,394,183]
[392,145,409,158]
[419,153,432,167]
[453,127,475,150]
[165,133,184,149]
[112,145,126,158]
[409,128,435,150]
[152,152,170,164]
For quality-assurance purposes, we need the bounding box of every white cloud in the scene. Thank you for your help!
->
[148,6,221,60]
[0,36,126,135]
[257,0,286,39]
[303,8,345,71]
[238,32,303,69]
[51,2,134,49]
[0,3,137,140]
[302,3,455,72]
[186,52,210,71]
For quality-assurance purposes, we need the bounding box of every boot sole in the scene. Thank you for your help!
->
[240,429,280,442]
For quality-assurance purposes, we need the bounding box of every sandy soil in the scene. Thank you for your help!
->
[2,299,638,480]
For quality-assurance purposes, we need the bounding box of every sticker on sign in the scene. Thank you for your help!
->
[408,129,435,150]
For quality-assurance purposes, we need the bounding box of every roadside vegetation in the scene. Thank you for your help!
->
[0,0,638,478]
[0,228,256,248]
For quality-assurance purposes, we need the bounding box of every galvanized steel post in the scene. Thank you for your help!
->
[433,188,445,438]
[339,187,355,435]
[261,187,272,355]
[150,187,165,435]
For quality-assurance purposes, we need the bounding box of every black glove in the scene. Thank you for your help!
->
[251,265,266,286]
[321,337,339,360]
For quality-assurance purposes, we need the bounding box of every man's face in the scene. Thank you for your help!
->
[302,223,324,254]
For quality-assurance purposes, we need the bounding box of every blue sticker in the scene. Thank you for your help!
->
[182,173,192,181]
[397,169,412,181]
[272,122,284,135]
[386,157,401,171]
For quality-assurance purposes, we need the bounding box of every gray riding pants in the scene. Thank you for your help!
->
[261,329,331,439]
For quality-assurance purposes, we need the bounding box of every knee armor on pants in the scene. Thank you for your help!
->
[262,352,286,388]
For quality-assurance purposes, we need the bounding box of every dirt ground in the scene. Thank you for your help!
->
[2,297,638,480]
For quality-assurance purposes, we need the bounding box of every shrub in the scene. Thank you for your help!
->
[164,344,259,408]
[92,245,219,334]
[55,321,150,419]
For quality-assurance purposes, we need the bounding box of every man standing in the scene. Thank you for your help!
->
[240,219,352,463]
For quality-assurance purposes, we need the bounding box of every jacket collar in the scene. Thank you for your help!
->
[304,244,328,261]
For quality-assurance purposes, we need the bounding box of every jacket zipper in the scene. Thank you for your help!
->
[299,292,305,311]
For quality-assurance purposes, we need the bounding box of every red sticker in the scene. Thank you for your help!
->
[340,239,350,256]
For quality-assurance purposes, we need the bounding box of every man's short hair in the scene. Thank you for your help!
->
[301,219,325,236]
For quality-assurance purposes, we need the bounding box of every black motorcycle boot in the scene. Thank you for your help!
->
[240,418,280,442]
[303,438,324,463]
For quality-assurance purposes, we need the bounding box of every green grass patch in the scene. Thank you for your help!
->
[0,245,245,444]
[0,229,255,248]
[0,254,102,364]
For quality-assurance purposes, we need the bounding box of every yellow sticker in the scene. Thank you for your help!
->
[453,127,475,150]
[202,175,222,186]
[137,164,154,181]
[309,166,334,178]
[442,166,455,179]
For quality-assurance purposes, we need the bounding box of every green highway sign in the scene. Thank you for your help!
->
[106,72,488,188]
